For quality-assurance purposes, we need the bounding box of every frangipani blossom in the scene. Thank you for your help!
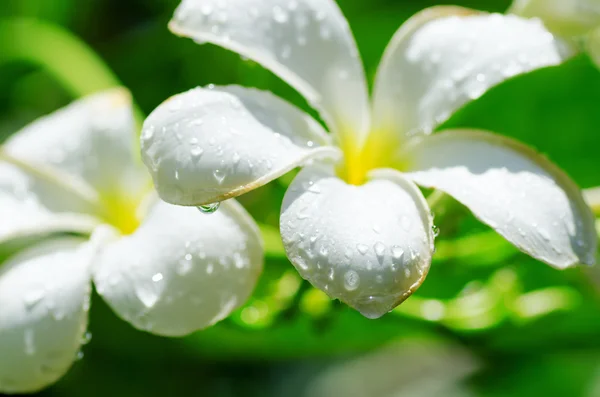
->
[0,89,263,393]
[509,0,600,67]
[141,1,596,319]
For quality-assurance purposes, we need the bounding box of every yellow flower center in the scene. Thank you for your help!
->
[100,193,145,235]
[336,130,409,185]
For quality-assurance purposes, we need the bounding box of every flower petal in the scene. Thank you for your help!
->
[280,164,434,319]
[93,199,263,336]
[0,238,96,393]
[0,162,101,245]
[141,85,340,206]
[588,26,600,69]
[372,7,574,139]
[405,129,596,269]
[4,88,150,203]
[170,0,370,138]
[510,0,600,37]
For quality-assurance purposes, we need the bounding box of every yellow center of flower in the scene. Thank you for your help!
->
[337,130,410,185]
[100,193,145,235]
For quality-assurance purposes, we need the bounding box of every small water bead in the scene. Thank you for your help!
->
[198,202,221,213]
[213,169,226,184]
[190,146,203,157]
[391,246,404,261]
[374,242,386,258]
[432,225,440,238]
[356,244,369,255]
[24,329,35,356]
[281,45,292,59]
[344,270,360,291]
[272,5,289,23]
[232,152,241,165]
[151,273,164,283]
[81,332,92,345]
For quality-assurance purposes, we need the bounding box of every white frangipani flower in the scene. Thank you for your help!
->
[509,0,600,67]
[141,1,597,319]
[0,89,263,393]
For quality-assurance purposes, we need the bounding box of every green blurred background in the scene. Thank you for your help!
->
[2,0,600,396]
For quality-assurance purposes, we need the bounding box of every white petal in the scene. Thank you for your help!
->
[588,26,600,69]
[93,199,263,336]
[170,0,370,138]
[372,7,574,139]
[280,164,433,319]
[510,0,600,37]
[0,238,97,393]
[142,85,340,206]
[0,162,100,245]
[4,88,150,202]
[405,129,596,269]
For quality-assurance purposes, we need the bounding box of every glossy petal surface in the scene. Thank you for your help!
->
[373,7,573,138]
[0,238,96,393]
[405,130,596,268]
[141,85,339,206]
[280,164,433,318]
[94,199,263,336]
[170,0,370,138]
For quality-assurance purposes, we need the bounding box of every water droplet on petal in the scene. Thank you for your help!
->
[374,242,386,258]
[272,5,289,23]
[81,331,92,345]
[198,202,220,213]
[152,273,164,283]
[356,244,369,255]
[391,246,404,261]
[344,270,360,291]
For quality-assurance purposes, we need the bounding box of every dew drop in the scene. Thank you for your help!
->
[232,151,241,165]
[432,225,440,238]
[374,242,386,258]
[272,5,289,23]
[81,332,92,345]
[24,289,44,308]
[213,169,226,184]
[356,244,369,255]
[391,246,404,261]
[24,329,35,356]
[152,273,164,283]
[344,270,360,291]
[328,267,335,280]
[539,228,551,242]
[198,202,221,213]
[280,44,292,59]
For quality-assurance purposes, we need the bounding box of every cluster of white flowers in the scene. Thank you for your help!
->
[1,0,599,393]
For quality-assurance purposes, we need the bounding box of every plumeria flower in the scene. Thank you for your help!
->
[0,89,263,393]
[509,0,600,67]
[141,1,597,319]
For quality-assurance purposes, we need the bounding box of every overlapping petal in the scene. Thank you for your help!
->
[93,198,263,336]
[0,238,97,393]
[510,0,600,37]
[141,85,340,206]
[0,162,101,245]
[169,0,370,139]
[372,7,574,139]
[280,164,433,319]
[4,88,150,204]
[404,129,596,269]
